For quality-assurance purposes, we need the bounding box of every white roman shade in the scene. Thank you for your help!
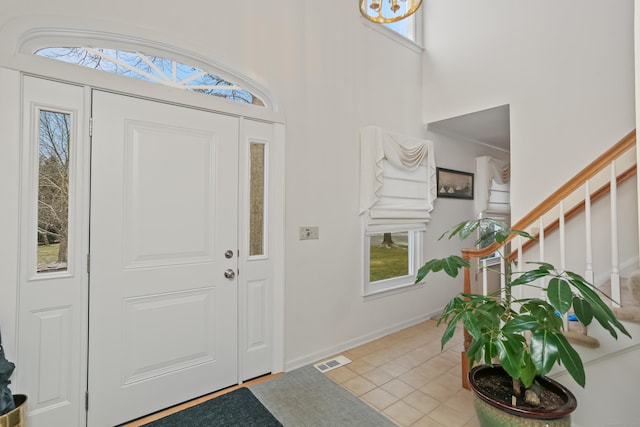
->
[359,126,437,227]
[475,155,510,215]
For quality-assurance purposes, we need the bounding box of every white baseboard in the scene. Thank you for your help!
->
[284,310,441,372]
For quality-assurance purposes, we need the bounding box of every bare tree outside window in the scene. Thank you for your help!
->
[36,47,264,106]
[369,231,409,282]
[37,110,71,272]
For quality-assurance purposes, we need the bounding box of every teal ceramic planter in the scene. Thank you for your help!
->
[469,365,576,427]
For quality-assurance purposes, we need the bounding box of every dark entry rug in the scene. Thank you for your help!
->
[143,387,283,427]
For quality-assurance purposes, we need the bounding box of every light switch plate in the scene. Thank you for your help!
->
[299,226,319,240]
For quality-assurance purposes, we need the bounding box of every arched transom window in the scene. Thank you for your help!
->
[36,47,265,107]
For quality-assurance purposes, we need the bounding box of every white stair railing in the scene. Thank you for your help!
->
[459,130,637,389]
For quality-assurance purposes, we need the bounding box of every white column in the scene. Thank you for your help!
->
[559,201,568,330]
[538,217,546,299]
[610,161,621,307]
[584,181,594,284]
[482,258,488,296]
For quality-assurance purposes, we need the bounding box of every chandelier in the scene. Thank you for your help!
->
[359,0,423,24]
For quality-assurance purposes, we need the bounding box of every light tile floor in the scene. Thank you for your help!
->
[322,319,481,427]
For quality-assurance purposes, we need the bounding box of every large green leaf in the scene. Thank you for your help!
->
[501,315,539,334]
[441,220,479,241]
[458,220,482,240]
[439,295,462,319]
[572,296,593,326]
[511,229,537,241]
[415,256,470,283]
[526,261,555,270]
[496,337,522,380]
[553,332,585,387]
[440,313,461,349]
[471,301,505,329]
[589,303,620,339]
[511,267,551,286]
[520,352,538,388]
[519,299,563,331]
[462,311,482,341]
[485,219,510,244]
[484,335,500,364]
[466,335,485,363]
[530,329,558,376]
[566,274,631,338]
[547,277,573,315]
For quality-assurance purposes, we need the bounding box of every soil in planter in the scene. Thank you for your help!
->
[475,372,566,411]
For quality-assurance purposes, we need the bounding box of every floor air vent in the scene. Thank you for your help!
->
[313,355,352,373]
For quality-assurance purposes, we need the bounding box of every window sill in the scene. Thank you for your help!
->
[363,281,423,301]
[360,18,424,54]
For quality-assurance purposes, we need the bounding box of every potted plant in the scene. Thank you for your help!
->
[415,218,631,426]
[0,330,26,427]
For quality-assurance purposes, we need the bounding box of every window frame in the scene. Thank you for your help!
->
[363,224,424,297]
[15,29,280,116]
[34,47,266,107]
[247,138,270,260]
[36,108,74,274]
[360,7,424,53]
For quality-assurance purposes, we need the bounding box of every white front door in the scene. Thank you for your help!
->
[88,91,240,426]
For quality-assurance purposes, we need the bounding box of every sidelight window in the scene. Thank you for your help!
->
[37,110,71,273]
[249,142,267,257]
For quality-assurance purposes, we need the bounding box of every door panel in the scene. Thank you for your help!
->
[122,123,217,267]
[239,120,277,380]
[88,91,239,426]
[19,76,88,427]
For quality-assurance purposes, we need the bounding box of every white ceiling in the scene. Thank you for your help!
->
[427,104,510,152]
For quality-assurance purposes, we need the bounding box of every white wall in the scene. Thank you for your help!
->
[551,328,640,426]
[423,1,639,423]
[0,0,507,375]
[0,0,636,409]
[422,0,636,222]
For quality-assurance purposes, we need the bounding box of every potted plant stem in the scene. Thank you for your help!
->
[415,218,631,426]
[0,330,26,427]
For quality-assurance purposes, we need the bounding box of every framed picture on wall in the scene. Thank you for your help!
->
[436,167,474,200]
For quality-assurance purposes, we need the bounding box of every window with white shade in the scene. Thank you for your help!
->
[486,180,510,213]
[475,156,510,216]
[475,156,510,264]
[359,126,436,296]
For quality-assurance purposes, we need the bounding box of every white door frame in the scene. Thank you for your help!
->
[4,59,285,426]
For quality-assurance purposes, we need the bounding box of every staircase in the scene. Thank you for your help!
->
[457,130,639,422]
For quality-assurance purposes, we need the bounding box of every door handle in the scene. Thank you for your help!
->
[224,268,236,279]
